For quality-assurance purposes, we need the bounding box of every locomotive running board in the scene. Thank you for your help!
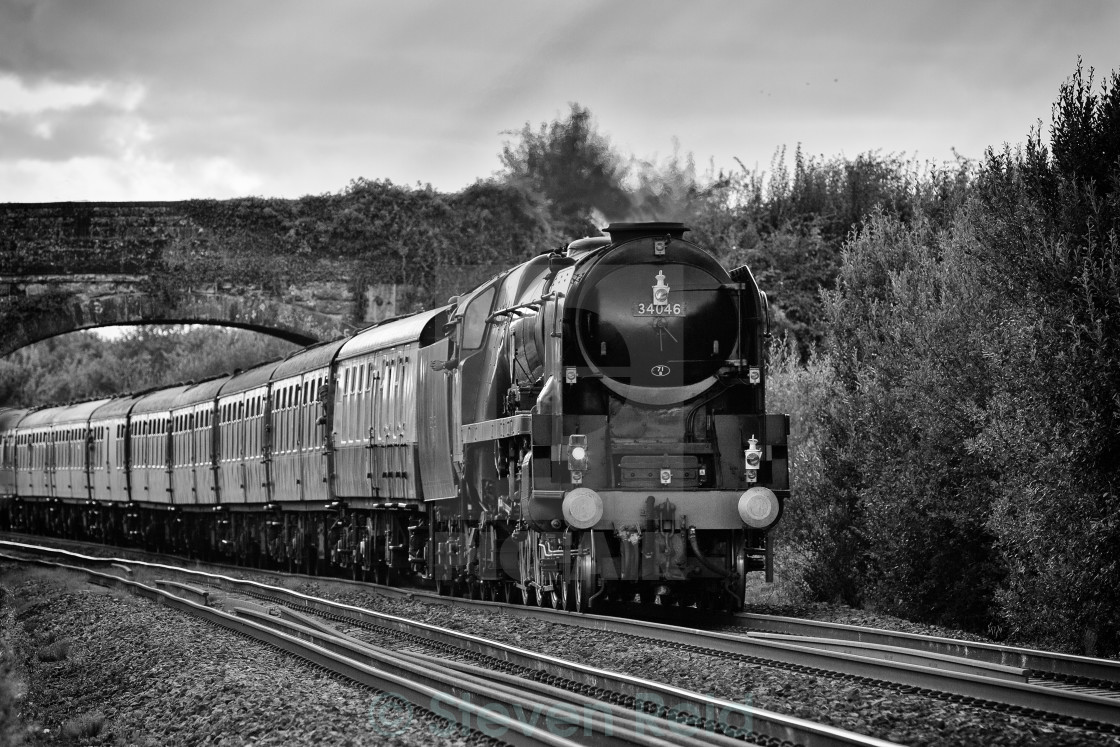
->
[460,414,533,444]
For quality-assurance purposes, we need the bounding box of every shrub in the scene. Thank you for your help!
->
[35,639,70,663]
[971,61,1120,654]
[765,337,851,602]
[0,641,22,747]
[60,712,106,740]
[817,208,1005,630]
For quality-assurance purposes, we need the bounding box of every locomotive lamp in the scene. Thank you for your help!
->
[652,270,671,306]
[567,435,588,468]
[567,434,589,485]
[744,435,762,484]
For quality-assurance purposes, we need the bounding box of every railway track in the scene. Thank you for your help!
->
[0,540,898,747]
[6,534,1120,739]
[729,612,1120,692]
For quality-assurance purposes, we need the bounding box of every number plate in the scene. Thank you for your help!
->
[632,302,687,317]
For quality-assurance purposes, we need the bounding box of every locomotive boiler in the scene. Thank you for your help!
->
[0,221,788,612]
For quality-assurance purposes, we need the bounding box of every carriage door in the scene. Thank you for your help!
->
[372,353,390,499]
[46,430,57,497]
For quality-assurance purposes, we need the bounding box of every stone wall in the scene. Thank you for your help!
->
[0,202,404,355]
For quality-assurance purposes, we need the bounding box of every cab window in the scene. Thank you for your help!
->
[461,286,496,351]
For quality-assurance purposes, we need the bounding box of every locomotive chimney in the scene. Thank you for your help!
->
[603,222,689,244]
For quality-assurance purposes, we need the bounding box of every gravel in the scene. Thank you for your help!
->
[3,538,1119,745]
[288,583,1116,747]
[0,564,484,746]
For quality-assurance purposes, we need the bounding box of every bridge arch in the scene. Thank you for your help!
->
[0,200,472,358]
[1,282,354,356]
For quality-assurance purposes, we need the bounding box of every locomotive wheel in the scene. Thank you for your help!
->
[534,582,546,607]
[556,576,572,611]
[573,537,594,613]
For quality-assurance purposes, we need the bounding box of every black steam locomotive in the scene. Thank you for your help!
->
[0,222,788,611]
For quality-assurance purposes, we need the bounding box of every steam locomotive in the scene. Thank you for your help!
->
[0,222,788,611]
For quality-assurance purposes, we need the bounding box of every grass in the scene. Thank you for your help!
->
[0,641,22,747]
[4,567,89,597]
[35,639,70,663]
[60,711,105,740]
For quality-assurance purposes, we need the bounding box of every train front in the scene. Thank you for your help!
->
[536,222,789,609]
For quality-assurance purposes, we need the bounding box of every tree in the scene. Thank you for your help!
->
[0,327,298,408]
[498,103,630,241]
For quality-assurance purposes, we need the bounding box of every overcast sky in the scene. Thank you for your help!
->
[1,0,1117,203]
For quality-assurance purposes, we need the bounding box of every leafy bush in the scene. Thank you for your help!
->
[816,208,1005,630]
[35,638,70,663]
[0,326,300,408]
[0,641,21,747]
[696,148,975,355]
[764,337,852,601]
[60,711,105,740]
[970,62,1120,653]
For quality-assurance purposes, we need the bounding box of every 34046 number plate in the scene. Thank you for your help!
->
[632,302,687,317]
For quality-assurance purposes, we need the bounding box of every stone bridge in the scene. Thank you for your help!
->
[0,202,411,356]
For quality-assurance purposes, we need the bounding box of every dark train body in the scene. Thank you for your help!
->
[0,222,788,611]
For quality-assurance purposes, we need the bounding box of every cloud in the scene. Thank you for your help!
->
[0,0,1118,201]
[0,74,148,160]
[0,154,263,202]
